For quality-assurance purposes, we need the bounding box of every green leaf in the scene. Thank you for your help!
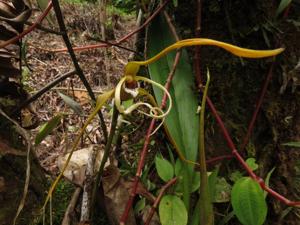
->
[174,159,200,193]
[36,0,55,25]
[159,195,188,225]
[173,0,178,7]
[208,168,219,201]
[134,198,145,215]
[35,114,63,145]
[155,156,174,182]
[231,177,267,225]
[264,167,275,198]
[58,92,84,116]
[148,14,199,164]
[246,158,259,171]
[147,12,199,208]
[282,142,300,148]
[213,177,231,203]
[229,171,243,182]
[276,0,292,17]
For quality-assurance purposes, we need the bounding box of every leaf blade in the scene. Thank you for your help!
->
[231,177,267,225]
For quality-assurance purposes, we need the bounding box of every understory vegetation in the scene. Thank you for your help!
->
[0,0,299,225]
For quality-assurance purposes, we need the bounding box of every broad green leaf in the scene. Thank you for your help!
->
[148,14,199,164]
[155,156,174,182]
[174,159,200,193]
[276,0,292,17]
[159,195,188,225]
[35,114,63,145]
[58,92,84,116]
[282,142,300,148]
[231,177,267,225]
[147,13,199,208]
[246,158,259,171]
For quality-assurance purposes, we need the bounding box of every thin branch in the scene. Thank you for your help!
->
[51,0,108,142]
[240,64,274,151]
[144,177,177,225]
[12,70,77,115]
[50,0,170,53]
[25,21,62,35]
[0,1,53,48]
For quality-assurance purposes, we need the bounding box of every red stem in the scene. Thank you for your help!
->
[207,96,300,206]
[240,64,274,150]
[0,1,53,48]
[144,177,178,225]
[206,154,234,165]
[119,119,156,225]
[119,51,181,225]
[52,0,170,53]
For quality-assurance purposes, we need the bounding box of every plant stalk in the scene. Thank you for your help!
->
[91,104,119,221]
[51,0,108,142]
[198,71,214,225]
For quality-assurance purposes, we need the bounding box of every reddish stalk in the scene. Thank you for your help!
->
[240,5,291,151]
[240,64,274,150]
[120,51,181,225]
[192,2,300,207]
[0,1,53,48]
[144,177,178,225]
[206,154,234,165]
[51,0,170,53]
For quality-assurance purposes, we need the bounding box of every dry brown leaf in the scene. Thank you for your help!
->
[102,165,136,225]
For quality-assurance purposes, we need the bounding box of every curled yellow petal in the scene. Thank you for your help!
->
[114,76,172,120]
[125,38,284,77]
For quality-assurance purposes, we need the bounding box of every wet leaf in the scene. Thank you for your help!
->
[231,177,267,225]
[159,195,187,225]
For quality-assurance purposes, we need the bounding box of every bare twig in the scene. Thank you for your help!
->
[51,0,108,142]
[12,70,77,115]
[51,0,170,53]
[61,187,82,225]
[0,1,53,48]
[25,21,62,35]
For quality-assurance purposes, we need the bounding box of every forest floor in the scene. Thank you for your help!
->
[26,2,136,174]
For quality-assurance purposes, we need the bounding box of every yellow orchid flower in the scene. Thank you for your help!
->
[43,38,284,210]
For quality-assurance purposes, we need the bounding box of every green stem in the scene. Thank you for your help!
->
[199,69,213,225]
[91,104,119,221]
